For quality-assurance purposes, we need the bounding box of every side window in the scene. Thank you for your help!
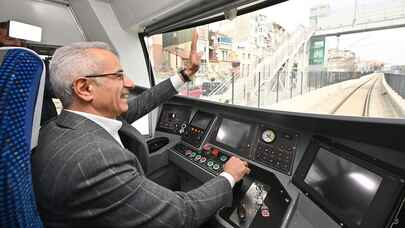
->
[132,114,150,136]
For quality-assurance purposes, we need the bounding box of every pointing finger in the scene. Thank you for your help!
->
[191,29,198,52]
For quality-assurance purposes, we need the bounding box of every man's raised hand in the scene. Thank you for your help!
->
[184,29,201,79]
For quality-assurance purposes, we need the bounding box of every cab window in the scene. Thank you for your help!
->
[144,0,405,119]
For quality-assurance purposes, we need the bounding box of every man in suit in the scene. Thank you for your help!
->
[32,31,250,228]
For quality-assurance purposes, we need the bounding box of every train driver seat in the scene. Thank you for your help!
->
[0,47,45,228]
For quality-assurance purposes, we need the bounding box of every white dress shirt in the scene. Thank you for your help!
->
[67,110,124,147]
[67,74,235,188]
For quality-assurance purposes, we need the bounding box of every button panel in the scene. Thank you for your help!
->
[173,143,229,175]
[157,105,191,134]
[254,127,298,175]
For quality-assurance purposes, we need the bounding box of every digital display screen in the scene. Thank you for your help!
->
[191,112,212,130]
[216,118,251,151]
[304,147,382,226]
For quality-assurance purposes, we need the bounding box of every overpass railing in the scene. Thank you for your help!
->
[307,71,360,90]
[197,70,360,108]
[384,73,405,99]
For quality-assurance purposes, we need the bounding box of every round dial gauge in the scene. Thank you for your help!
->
[262,129,276,143]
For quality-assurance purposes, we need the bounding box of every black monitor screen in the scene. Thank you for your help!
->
[304,147,383,226]
[191,112,213,130]
[215,118,251,151]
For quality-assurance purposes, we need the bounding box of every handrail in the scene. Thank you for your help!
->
[208,26,315,100]
[252,27,315,95]
[208,76,233,96]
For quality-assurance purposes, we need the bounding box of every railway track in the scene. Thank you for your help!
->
[330,76,379,117]
[362,77,378,117]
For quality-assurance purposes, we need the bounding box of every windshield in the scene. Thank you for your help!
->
[144,0,405,119]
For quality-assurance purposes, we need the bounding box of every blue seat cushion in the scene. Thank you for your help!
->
[0,48,44,228]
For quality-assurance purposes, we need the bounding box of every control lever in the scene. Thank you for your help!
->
[233,179,246,223]
[237,203,247,222]
[233,177,254,224]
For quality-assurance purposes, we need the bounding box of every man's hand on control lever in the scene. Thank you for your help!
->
[224,156,251,183]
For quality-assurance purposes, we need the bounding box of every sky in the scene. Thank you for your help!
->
[261,0,405,65]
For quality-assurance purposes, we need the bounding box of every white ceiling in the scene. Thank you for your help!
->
[109,0,204,31]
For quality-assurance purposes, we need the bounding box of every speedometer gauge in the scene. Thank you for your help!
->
[262,129,276,143]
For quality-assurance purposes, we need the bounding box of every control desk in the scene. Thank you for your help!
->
[159,107,300,176]
[157,104,405,228]
[162,108,297,227]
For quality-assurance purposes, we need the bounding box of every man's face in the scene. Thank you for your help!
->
[87,49,134,118]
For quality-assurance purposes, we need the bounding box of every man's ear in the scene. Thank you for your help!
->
[72,78,94,102]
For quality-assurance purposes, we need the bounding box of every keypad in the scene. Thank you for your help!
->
[255,142,296,175]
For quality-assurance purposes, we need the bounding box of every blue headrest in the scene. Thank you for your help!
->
[0,47,44,228]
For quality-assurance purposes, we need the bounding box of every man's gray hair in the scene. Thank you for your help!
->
[49,41,116,108]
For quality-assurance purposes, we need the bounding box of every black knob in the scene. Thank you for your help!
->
[168,112,176,120]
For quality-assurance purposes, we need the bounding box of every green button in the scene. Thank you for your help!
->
[190,152,196,158]
[220,155,228,162]
[207,161,214,167]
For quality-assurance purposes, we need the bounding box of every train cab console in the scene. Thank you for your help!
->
[172,142,292,228]
[162,105,299,227]
[155,103,405,228]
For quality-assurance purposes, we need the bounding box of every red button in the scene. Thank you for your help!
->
[211,148,220,157]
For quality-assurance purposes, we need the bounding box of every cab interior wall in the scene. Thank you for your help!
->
[0,0,154,87]
[69,0,151,87]
[0,0,85,45]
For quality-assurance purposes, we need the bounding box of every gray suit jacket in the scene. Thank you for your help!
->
[32,79,232,228]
